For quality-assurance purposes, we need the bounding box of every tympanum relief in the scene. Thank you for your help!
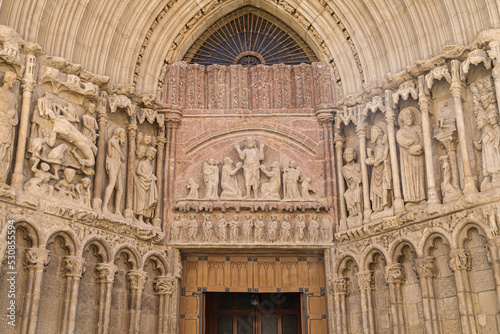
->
[0,71,18,185]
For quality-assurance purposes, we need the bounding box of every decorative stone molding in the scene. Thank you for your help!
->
[357,271,374,291]
[95,263,118,283]
[332,277,349,295]
[127,270,148,290]
[414,256,438,279]
[448,249,472,272]
[24,248,50,269]
[385,264,406,284]
[153,275,176,295]
[62,256,86,277]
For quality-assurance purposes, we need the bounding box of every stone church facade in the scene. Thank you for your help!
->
[0,1,500,333]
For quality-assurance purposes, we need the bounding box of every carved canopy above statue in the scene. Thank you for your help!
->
[183,6,318,66]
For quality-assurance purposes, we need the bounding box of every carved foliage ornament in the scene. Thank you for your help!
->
[448,249,472,272]
[153,275,176,295]
[127,270,148,290]
[413,256,438,279]
[62,256,86,277]
[356,271,374,291]
[384,264,405,284]
[24,248,51,269]
[95,263,118,283]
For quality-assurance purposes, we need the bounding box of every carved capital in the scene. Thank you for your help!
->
[96,111,109,124]
[127,270,148,290]
[331,277,348,295]
[414,256,438,278]
[357,271,374,291]
[156,135,167,148]
[24,248,50,270]
[127,120,138,137]
[316,111,334,129]
[355,122,367,137]
[153,275,177,295]
[448,249,472,272]
[21,79,35,92]
[488,41,500,66]
[62,256,86,277]
[95,263,118,283]
[385,264,406,284]
[385,108,396,125]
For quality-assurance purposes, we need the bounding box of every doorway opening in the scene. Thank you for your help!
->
[205,292,302,334]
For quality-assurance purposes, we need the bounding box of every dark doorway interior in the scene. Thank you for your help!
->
[205,292,302,334]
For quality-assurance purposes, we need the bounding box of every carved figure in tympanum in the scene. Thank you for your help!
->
[202,214,214,242]
[322,218,333,242]
[242,214,253,242]
[260,161,281,200]
[366,124,392,212]
[254,215,265,242]
[309,215,319,243]
[283,160,303,200]
[220,157,242,199]
[187,214,199,242]
[301,177,316,201]
[54,168,77,201]
[171,214,183,241]
[23,162,58,197]
[296,214,306,242]
[268,214,278,242]
[203,158,219,200]
[185,178,199,200]
[76,177,91,207]
[281,214,291,242]
[134,147,158,223]
[342,148,363,217]
[0,71,18,183]
[102,127,126,215]
[217,214,227,242]
[396,107,426,205]
[81,102,98,144]
[235,137,264,199]
[229,215,239,242]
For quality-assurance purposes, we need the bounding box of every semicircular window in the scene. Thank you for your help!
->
[183,7,318,66]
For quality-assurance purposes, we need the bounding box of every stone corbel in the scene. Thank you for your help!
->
[425,65,452,92]
[108,93,135,116]
[393,80,418,104]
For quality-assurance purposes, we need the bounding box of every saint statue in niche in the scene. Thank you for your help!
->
[81,101,98,144]
[341,148,362,217]
[203,158,219,200]
[365,124,392,212]
[283,160,303,200]
[0,71,18,183]
[396,107,426,205]
[220,157,242,199]
[103,127,126,215]
[475,110,500,190]
[134,147,158,223]
[235,137,264,198]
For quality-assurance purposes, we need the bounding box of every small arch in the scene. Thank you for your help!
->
[45,231,77,255]
[452,218,489,249]
[337,255,359,277]
[113,245,141,270]
[142,251,169,275]
[419,229,452,256]
[80,238,111,263]
[361,246,388,271]
[390,239,418,264]
[11,221,40,248]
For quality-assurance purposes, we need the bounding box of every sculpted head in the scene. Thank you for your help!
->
[190,213,196,219]
[40,162,50,172]
[85,102,96,115]
[271,161,280,169]
[289,160,297,168]
[343,147,356,163]
[371,125,383,143]
[245,137,256,148]
[283,214,290,222]
[146,147,157,160]
[258,214,263,220]
[174,214,180,220]
[401,109,414,126]
[476,111,488,130]
[136,145,147,159]
[298,214,305,221]
[245,214,251,220]
[224,157,233,165]
[271,214,277,221]
[81,177,91,188]
[217,213,224,220]
[64,168,76,182]
[144,134,152,145]
[2,71,16,88]
[488,111,499,126]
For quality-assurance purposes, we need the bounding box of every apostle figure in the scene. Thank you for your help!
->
[281,215,291,242]
[475,110,500,190]
[260,161,281,200]
[220,157,242,199]
[268,215,278,242]
[283,160,303,200]
[0,71,18,183]
[81,102,99,144]
[203,158,219,200]
[235,137,264,198]
[202,214,213,242]
[187,214,199,242]
[217,214,227,242]
[242,214,253,242]
[396,107,426,204]
[296,214,306,242]
[365,125,392,212]
[254,215,265,242]
[171,214,183,241]
[103,127,126,215]
[341,148,363,216]
[186,178,199,200]
[229,215,239,242]
[134,147,158,223]
[309,215,319,243]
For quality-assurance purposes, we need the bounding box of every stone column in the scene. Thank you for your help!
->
[332,277,349,334]
[11,53,36,188]
[355,120,372,222]
[334,123,348,228]
[357,271,375,334]
[127,270,147,334]
[95,263,118,334]
[153,275,176,334]
[417,76,439,203]
[448,249,477,334]
[60,256,85,334]
[385,264,406,334]
[316,107,336,208]
[488,41,500,118]
[384,90,405,213]
[152,128,166,230]
[450,60,478,194]
[124,117,138,218]
[92,92,109,210]
[486,238,500,313]
[20,248,50,334]
[414,256,440,334]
